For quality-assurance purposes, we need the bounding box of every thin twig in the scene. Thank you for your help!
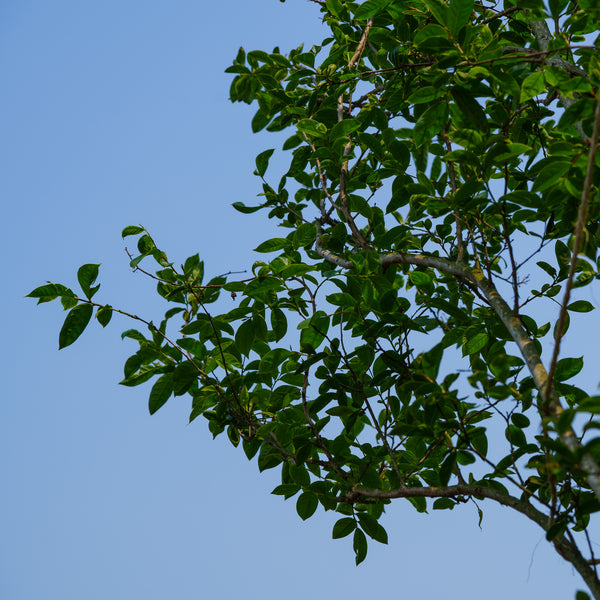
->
[481,5,520,24]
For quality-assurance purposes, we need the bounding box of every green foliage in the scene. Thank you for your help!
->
[29,2,600,598]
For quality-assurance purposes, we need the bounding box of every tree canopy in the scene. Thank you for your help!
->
[29,0,600,597]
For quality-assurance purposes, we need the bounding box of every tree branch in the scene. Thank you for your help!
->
[343,483,600,597]
[312,238,600,500]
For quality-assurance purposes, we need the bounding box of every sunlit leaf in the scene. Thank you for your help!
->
[122,225,145,238]
[520,72,546,103]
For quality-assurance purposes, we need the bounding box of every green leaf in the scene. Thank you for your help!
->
[122,225,145,238]
[409,271,432,288]
[553,310,570,338]
[567,300,594,313]
[511,413,530,428]
[232,201,263,214]
[520,72,546,104]
[96,305,113,327]
[252,311,270,342]
[422,344,443,379]
[357,513,388,544]
[77,263,100,300]
[245,276,283,298]
[537,261,557,278]
[577,396,600,414]
[457,450,475,465]
[255,148,275,177]
[123,353,143,379]
[289,464,311,487]
[505,424,527,447]
[254,238,290,253]
[555,239,571,271]
[271,483,301,498]
[257,444,282,471]
[119,367,156,388]
[590,53,600,88]
[548,0,568,18]
[235,319,256,356]
[137,234,154,254]
[129,254,146,269]
[330,119,361,139]
[227,424,240,446]
[173,361,198,396]
[270,307,288,341]
[470,428,488,457]
[27,283,73,304]
[296,492,318,520]
[60,293,78,310]
[439,453,456,486]
[433,498,456,510]
[296,119,327,138]
[121,329,147,343]
[299,310,329,352]
[326,292,356,308]
[326,0,344,18]
[282,134,302,150]
[545,520,566,541]
[332,517,356,539]
[354,0,391,19]
[450,87,488,131]
[554,356,584,382]
[242,437,261,460]
[293,222,317,248]
[353,528,368,565]
[183,254,204,284]
[463,332,488,355]
[407,86,442,104]
[422,0,449,27]
[149,373,174,414]
[489,354,510,381]
[413,101,449,146]
[251,108,271,133]
[58,304,93,349]
[447,0,474,36]
[531,161,570,192]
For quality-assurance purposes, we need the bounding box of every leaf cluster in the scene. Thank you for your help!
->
[29,1,600,595]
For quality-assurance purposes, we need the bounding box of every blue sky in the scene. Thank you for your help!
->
[2,2,598,598]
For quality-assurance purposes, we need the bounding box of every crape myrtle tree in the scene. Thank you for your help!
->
[28,0,600,596]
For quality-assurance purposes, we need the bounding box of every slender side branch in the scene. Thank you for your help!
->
[502,46,587,77]
[348,18,373,69]
[336,19,374,252]
[345,483,548,527]
[547,93,600,398]
[300,371,348,481]
[343,483,600,596]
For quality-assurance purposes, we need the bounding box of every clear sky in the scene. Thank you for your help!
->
[2,2,598,599]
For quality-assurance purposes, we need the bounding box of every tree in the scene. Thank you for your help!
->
[28,0,600,596]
